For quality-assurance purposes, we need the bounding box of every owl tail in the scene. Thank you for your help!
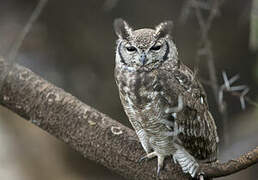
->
[173,146,199,178]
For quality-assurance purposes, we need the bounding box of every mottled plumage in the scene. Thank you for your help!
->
[113,18,219,178]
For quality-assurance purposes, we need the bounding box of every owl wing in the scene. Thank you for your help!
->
[158,62,218,161]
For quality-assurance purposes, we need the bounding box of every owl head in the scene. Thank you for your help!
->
[114,18,178,71]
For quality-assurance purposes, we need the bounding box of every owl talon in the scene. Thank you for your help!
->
[156,164,164,180]
[156,166,161,179]
[156,155,165,178]
[197,172,205,180]
[138,156,148,163]
[139,151,157,163]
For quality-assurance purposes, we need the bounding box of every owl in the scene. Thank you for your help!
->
[113,18,219,178]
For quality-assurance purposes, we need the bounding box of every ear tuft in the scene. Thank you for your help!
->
[155,21,173,39]
[113,18,133,40]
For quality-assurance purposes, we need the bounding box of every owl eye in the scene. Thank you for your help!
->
[126,46,137,52]
[150,44,162,51]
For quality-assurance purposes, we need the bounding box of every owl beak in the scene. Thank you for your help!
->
[139,53,147,66]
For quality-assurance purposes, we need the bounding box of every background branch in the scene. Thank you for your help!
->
[180,0,229,144]
[0,0,48,90]
[6,0,48,62]
[200,146,258,178]
[0,58,257,179]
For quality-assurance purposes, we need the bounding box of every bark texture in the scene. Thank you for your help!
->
[200,146,258,178]
[0,57,257,180]
[0,58,187,180]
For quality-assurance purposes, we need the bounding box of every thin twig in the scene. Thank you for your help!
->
[0,0,48,90]
[201,76,258,109]
[200,146,258,178]
[231,91,258,108]
[193,0,220,101]
[7,0,48,62]
[181,0,229,143]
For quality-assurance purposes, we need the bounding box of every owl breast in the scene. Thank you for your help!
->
[116,68,162,123]
[115,67,177,155]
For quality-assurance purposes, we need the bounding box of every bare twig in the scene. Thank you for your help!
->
[230,91,258,108]
[201,75,258,109]
[180,0,224,103]
[180,0,231,144]
[218,71,257,112]
[0,0,48,90]
[6,0,48,62]
[193,0,221,101]
[103,0,119,11]
[219,72,251,110]
[0,58,258,180]
[200,146,258,178]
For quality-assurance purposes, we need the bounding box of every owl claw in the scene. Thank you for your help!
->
[197,172,205,180]
[156,162,164,180]
[138,151,157,163]
[156,166,161,179]
[138,156,148,163]
[138,152,166,178]
[156,155,165,178]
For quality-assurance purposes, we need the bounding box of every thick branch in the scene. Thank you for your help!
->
[0,58,257,179]
[0,58,187,180]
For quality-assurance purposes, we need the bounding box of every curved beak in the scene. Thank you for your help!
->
[139,53,147,66]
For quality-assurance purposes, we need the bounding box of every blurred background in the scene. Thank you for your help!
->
[0,0,257,179]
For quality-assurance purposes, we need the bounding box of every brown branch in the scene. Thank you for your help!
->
[200,146,258,178]
[0,58,257,179]
[0,58,187,180]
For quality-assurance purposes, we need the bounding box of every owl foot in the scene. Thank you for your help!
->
[138,151,157,163]
[138,156,149,163]
[156,155,165,178]
[197,172,205,180]
[138,152,165,178]
[173,147,199,177]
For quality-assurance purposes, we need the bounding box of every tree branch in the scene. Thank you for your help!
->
[200,146,258,178]
[0,58,257,179]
